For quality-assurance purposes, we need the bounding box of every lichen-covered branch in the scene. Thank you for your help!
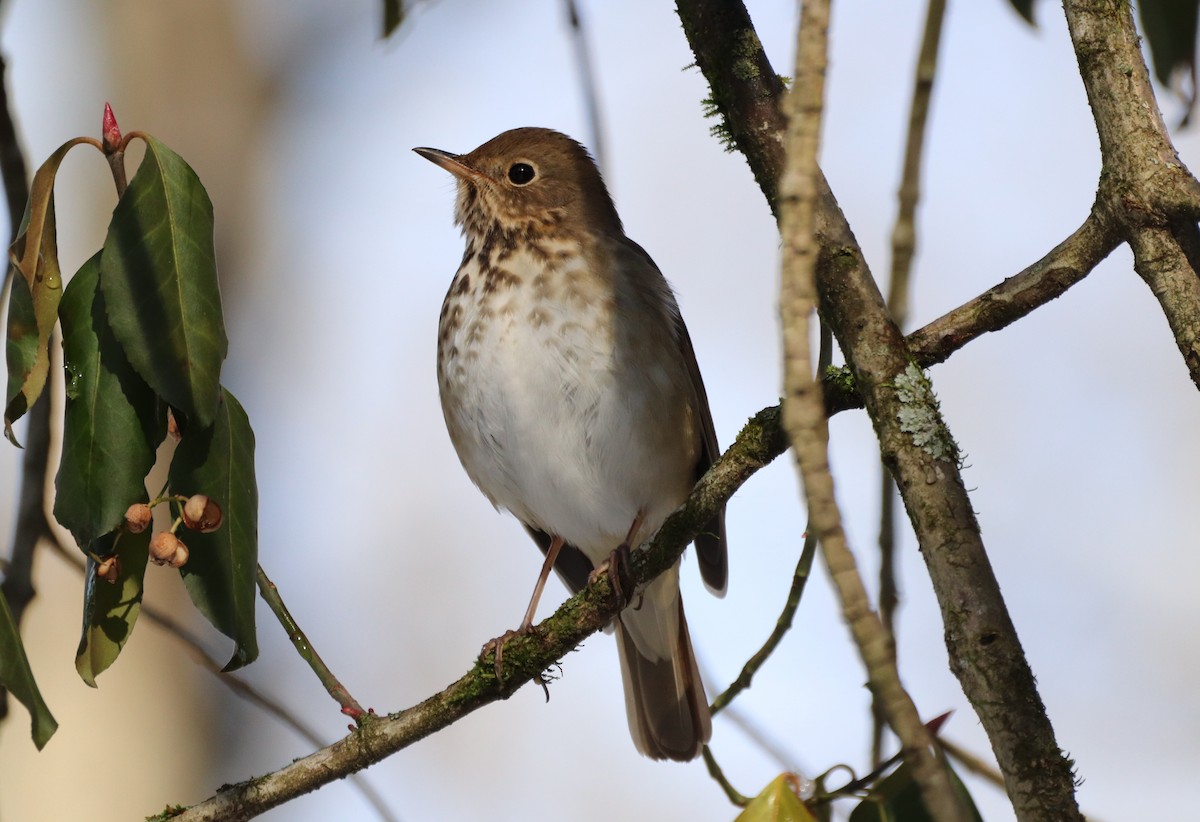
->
[677,2,1084,819]
[674,0,787,216]
[156,405,789,821]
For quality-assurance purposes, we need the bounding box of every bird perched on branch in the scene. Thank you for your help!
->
[415,127,726,761]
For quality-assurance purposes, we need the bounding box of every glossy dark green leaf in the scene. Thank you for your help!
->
[54,253,164,547]
[736,774,818,822]
[848,761,983,822]
[100,134,227,429]
[75,528,151,686]
[0,589,57,748]
[169,388,257,670]
[382,0,404,37]
[1006,0,1035,25]
[1138,0,1200,89]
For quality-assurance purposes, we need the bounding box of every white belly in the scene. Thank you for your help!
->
[437,251,696,562]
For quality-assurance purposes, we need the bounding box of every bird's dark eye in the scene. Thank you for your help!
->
[508,162,536,185]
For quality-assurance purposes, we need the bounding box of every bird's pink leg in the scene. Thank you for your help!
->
[484,535,565,683]
[519,535,565,631]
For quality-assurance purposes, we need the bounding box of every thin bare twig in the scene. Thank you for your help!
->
[779,1,964,819]
[711,332,829,720]
[563,0,607,172]
[701,746,752,806]
[720,703,805,774]
[43,535,401,822]
[256,564,368,721]
[874,0,947,766]
[710,511,817,719]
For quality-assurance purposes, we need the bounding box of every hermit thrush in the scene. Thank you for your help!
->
[414,127,727,761]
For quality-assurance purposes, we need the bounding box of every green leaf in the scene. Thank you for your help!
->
[4,271,38,441]
[4,137,95,444]
[5,195,61,443]
[848,761,983,822]
[382,0,404,37]
[0,589,57,748]
[168,387,258,670]
[1138,0,1200,87]
[54,253,164,547]
[736,774,818,822]
[76,528,151,686]
[100,134,227,429]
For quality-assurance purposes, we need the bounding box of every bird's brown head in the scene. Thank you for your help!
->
[413,127,621,238]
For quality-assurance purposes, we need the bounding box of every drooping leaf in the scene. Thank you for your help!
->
[75,528,151,686]
[848,761,983,822]
[5,196,60,443]
[736,774,818,822]
[168,388,257,670]
[100,134,227,429]
[54,253,164,547]
[0,590,57,748]
[4,272,38,442]
[382,0,404,37]
[4,137,94,444]
[1138,0,1200,118]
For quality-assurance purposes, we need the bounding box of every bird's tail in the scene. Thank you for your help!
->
[614,565,711,761]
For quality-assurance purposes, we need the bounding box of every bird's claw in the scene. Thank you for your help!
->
[588,542,634,608]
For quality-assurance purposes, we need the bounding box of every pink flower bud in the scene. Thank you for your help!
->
[102,102,122,153]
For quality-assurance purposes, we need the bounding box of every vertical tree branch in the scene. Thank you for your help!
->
[674,0,787,217]
[1063,0,1200,389]
[874,0,947,765]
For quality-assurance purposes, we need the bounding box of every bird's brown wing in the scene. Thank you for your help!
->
[620,237,729,596]
[673,312,728,596]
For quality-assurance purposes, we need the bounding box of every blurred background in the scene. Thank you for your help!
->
[0,1,1197,819]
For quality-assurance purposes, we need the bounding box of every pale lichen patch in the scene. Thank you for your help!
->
[893,363,962,466]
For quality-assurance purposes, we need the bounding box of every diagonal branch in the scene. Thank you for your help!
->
[155,406,788,821]
[902,212,1120,369]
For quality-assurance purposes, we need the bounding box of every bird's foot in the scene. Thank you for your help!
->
[588,542,635,608]
[481,624,536,686]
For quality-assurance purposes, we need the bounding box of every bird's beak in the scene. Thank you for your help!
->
[412,147,489,183]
